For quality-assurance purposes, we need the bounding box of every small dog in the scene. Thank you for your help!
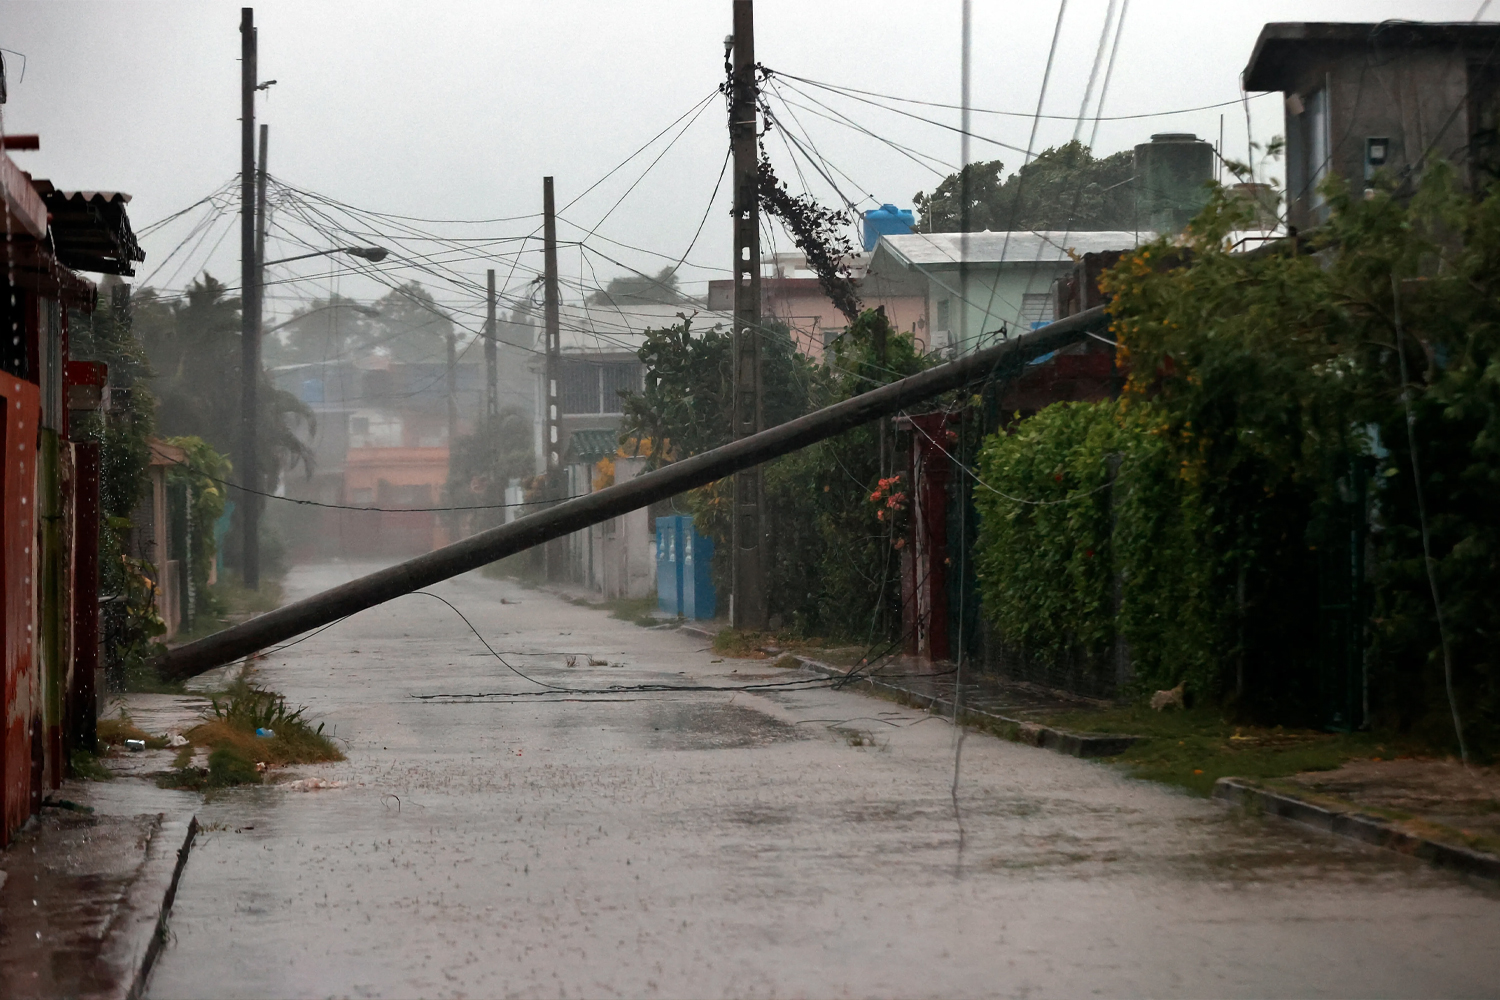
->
[1151,682,1186,711]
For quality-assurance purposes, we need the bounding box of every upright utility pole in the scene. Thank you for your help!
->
[445,331,458,449]
[729,0,767,629]
[542,178,561,474]
[485,268,498,421]
[239,7,260,590]
[542,177,564,579]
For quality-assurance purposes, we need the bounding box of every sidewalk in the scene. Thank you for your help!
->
[1217,758,1500,881]
[0,779,198,1000]
[0,686,216,1000]
[788,652,1144,756]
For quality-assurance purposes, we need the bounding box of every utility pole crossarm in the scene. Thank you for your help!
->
[159,307,1108,680]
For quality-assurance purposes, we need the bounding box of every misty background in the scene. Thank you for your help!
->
[4,0,1486,332]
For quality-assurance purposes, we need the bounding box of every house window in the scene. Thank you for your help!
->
[350,416,370,435]
[599,363,642,414]
[1020,292,1055,330]
[560,360,600,414]
[935,298,951,332]
[560,359,643,415]
[1306,86,1330,219]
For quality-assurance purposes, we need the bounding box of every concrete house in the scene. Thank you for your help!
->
[707,251,929,357]
[1,138,142,843]
[1244,21,1500,230]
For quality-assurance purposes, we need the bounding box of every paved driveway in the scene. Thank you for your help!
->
[148,563,1500,999]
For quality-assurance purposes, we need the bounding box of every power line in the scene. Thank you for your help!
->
[774,69,1277,122]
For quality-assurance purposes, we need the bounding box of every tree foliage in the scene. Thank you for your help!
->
[69,288,161,673]
[587,267,685,307]
[135,275,315,486]
[264,281,453,366]
[620,308,933,638]
[620,314,814,466]
[914,141,1136,233]
[443,408,535,535]
[974,163,1500,757]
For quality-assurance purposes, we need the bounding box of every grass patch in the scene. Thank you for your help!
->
[193,681,344,767]
[1036,704,1430,797]
[157,745,264,791]
[711,629,774,658]
[710,627,870,664]
[154,680,344,790]
[605,596,660,627]
[70,749,113,781]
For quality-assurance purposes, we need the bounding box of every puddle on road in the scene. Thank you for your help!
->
[640,702,806,751]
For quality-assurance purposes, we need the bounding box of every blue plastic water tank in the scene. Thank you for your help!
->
[862,204,915,251]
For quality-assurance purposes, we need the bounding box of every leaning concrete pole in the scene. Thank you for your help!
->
[160,307,1108,680]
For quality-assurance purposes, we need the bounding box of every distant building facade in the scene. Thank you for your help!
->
[864,230,1147,355]
[707,252,928,356]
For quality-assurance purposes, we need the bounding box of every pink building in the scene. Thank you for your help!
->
[707,252,928,358]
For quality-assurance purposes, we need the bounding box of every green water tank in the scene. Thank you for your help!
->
[1134,133,1215,235]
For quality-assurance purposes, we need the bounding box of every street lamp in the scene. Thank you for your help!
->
[262,245,390,267]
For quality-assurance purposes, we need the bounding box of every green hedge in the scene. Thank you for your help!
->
[974,399,1217,698]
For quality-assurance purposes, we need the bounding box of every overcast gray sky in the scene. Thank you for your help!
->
[2,0,1488,334]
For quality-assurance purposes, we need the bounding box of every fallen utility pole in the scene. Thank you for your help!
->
[160,306,1107,680]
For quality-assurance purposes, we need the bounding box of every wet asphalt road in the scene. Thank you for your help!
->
[148,563,1500,999]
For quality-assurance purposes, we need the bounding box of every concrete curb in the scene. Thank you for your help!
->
[790,654,1140,758]
[113,814,199,1000]
[1214,778,1500,881]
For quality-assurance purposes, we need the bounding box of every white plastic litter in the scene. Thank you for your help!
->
[283,777,345,792]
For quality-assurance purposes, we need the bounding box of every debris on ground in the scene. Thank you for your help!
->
[281,777,347,792]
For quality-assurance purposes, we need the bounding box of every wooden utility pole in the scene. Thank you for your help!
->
[542,177,564,579]
[239,7,260,589]
[730,0,767,628]
[485,268,498,420]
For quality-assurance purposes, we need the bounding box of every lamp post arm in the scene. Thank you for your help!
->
[261,248,343,268]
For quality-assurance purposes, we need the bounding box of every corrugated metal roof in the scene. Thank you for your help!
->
[876,230,1149,268]
[567,428,621,461]
[33,181,144,275]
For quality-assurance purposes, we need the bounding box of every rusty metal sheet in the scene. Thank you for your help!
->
[2,376,40,845]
